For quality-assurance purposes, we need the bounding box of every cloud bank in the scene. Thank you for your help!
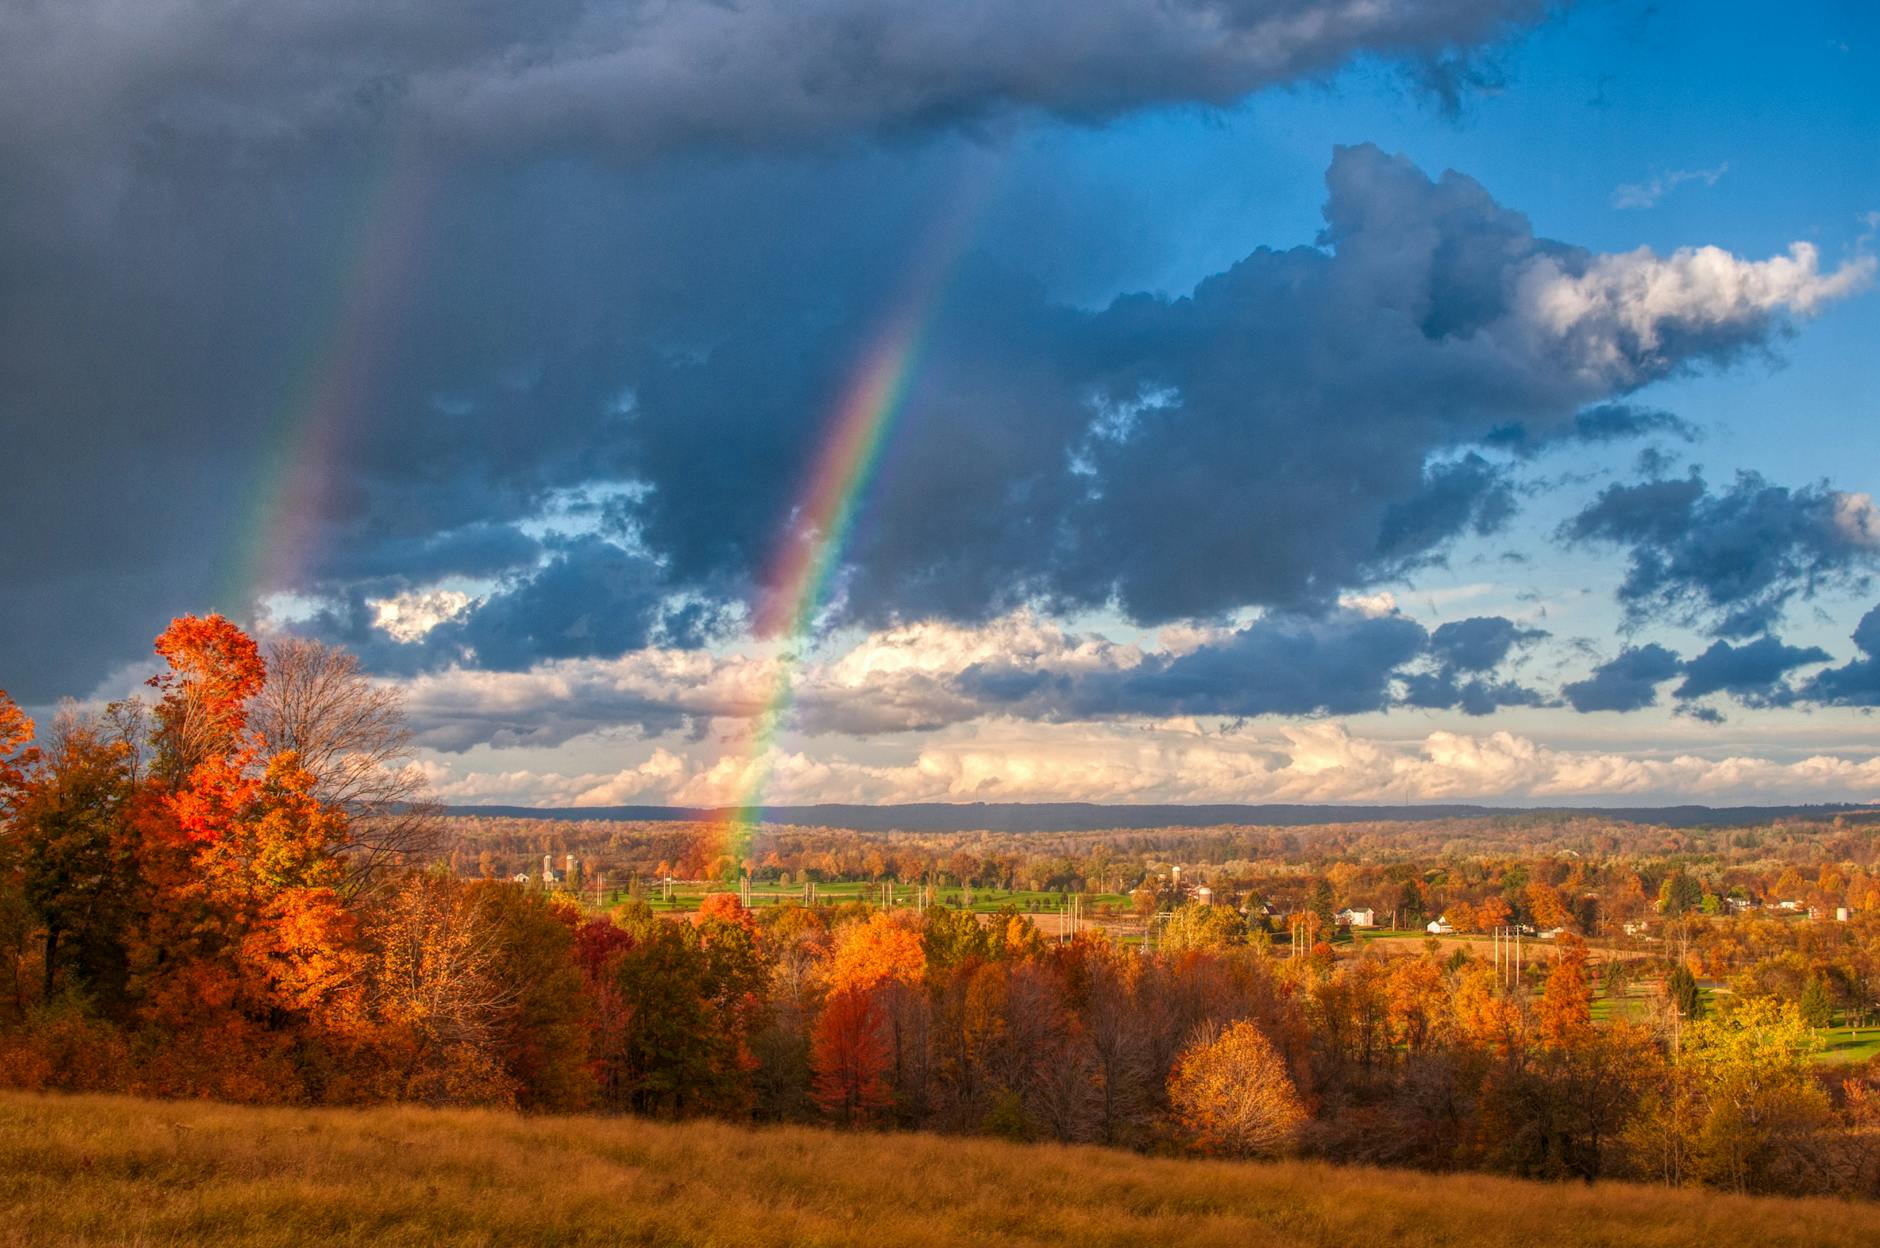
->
[419,719,1880,808]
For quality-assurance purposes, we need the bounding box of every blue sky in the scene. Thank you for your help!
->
[4,0,1879,807]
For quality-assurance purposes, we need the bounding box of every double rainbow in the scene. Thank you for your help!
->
[223,131,992,871]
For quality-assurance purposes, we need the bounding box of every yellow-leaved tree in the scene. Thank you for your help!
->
[1167,1019,1307,1158]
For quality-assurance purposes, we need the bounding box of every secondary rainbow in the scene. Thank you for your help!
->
[223,141,437,615]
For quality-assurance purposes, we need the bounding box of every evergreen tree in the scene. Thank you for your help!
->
[1798,977,1833,1029]
[1667,964,1704,1021]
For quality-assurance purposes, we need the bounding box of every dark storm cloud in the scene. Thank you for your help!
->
[1562,629,1849,716]
[1396,614,1551,716]
[705,144,1861,633]
[1561,643,1683,712]
[309,535,712,678]
[0,0,1556,701]
[0,0,1547,175]
[1482,402,1698,454]
[1562,471,1880,638]
[309,522,543,586]
[1427,615,1547,672]
[1803,604,1880,707]
[951,607,1546,721]
[1091,610,1432,717]
[435,536,672,670]
[1401,672,1549,716]
[1673,637,1830,706]
[2,7,1868,704]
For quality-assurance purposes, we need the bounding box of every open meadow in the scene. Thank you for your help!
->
[4,1092,1880,1248]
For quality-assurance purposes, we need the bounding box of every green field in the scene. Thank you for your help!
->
[4,1092,1879,1247]
[611,881,1133,915]
[1814,1027,1880,1065]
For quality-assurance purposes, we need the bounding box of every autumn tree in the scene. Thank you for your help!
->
[1159,901,1247,954]
[364,871,516,1105]
[1525,880,1573,931]
[812,985,893,1125]
[1480,1021,1658,1181]
[1167,1019,1307,1158]
[471,883,594,1112]
[1538,935,1592,1049]
[828,912,925,996]
[1677,998,1832,1193]
[251,637,436,891]
[148,614,265,789]
[0,691,37,1022]
[10,708,137,1004]
[1386,955,1447,1052]
[0,690,36,810]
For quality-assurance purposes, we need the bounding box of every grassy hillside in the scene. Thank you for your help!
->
[3,1092,1877,1247]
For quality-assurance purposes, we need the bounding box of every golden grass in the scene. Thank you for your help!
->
[2,1092,1877,1247]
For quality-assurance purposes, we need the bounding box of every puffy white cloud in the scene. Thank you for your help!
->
[423,719,1880,808]
[395,602,1550,753]
[1516,242,1874,383]
[369,589,474,643]
[1830,492,1880,550]
[398,610,1143,750]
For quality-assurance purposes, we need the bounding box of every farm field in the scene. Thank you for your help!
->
[611,881,1135,916]
[1817,1027,1880,1065]
[4,1091,1879,1248]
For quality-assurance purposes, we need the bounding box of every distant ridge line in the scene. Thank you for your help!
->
[441,800,1879,832]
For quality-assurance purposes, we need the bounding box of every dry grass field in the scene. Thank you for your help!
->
[3,1091,1878,1247]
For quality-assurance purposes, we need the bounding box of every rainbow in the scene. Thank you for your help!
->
[222,141,438,616]
[711,180,994,871]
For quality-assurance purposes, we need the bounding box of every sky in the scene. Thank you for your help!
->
[5,0,1880,808]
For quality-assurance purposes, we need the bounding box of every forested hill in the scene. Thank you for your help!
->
[441,800,1878,831]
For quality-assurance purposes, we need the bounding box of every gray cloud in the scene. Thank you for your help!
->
[1804,604,1880,707]
[949,607,1550,722]
[1563,470,1880,638]
[1561,643,1683,712]
[1674,636,1830,706]
[2,49,1870,702]
[0,0,1548,181]
[652,145,1865,636]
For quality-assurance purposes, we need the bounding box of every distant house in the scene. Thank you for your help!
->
[1426,916,1455,935]
[1776,899,1804,912]
[513,873,531,885]
[1536,926,1568,940]
[1338,907,1376,928]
